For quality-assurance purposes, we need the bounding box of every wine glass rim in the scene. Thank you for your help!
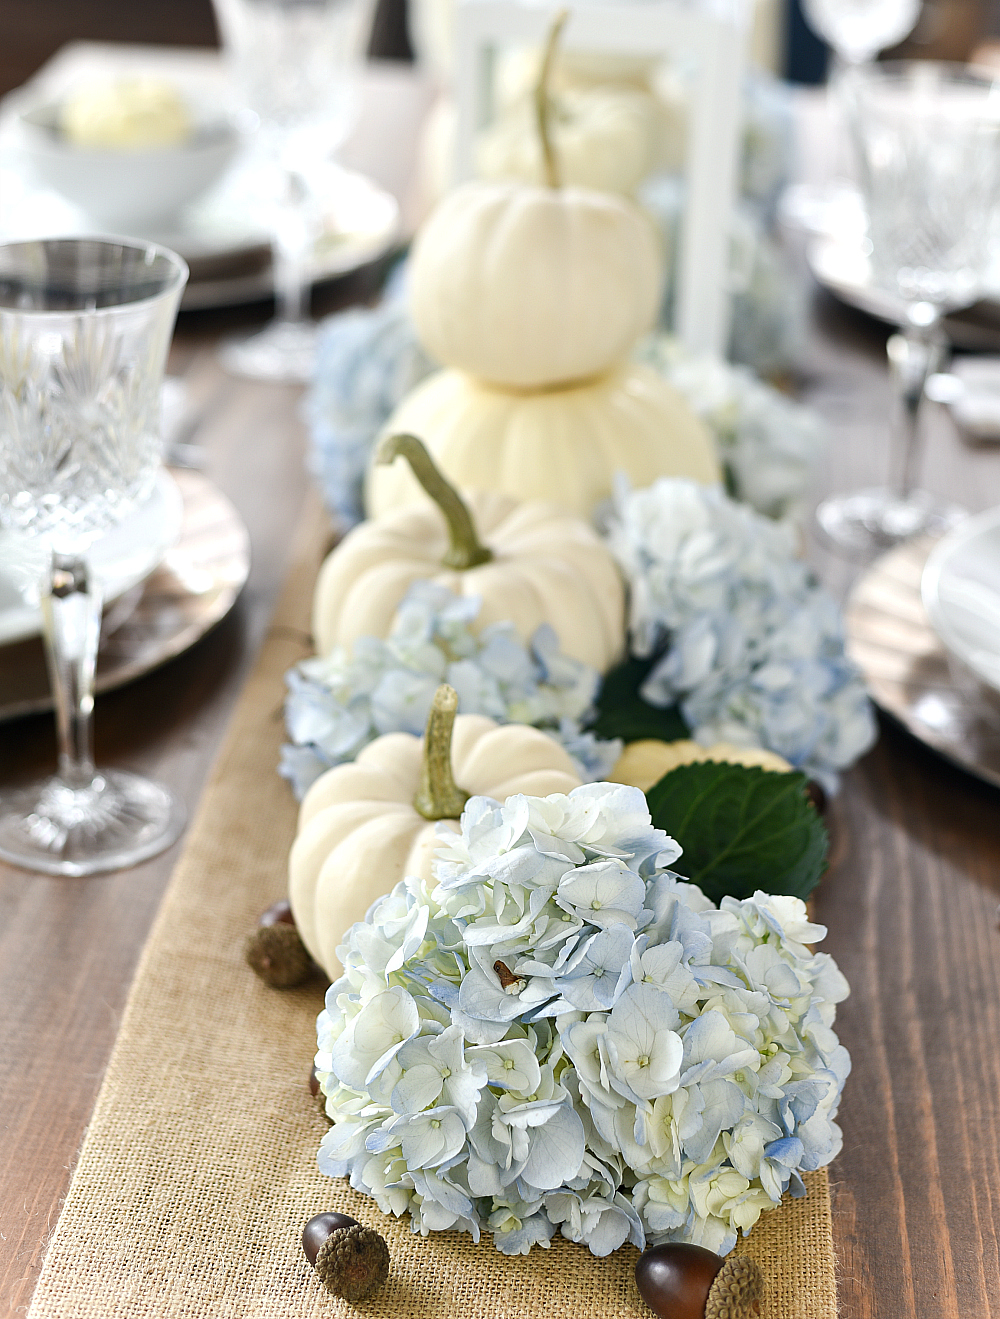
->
[0,234,189,317]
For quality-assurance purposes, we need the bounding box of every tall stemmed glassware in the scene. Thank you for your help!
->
[783,0,920,237]
[802,0,921,69]
[817,62,1000,556]
[0,238,188,876]
[213,0,373,383]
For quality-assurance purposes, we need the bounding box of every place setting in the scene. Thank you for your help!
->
[2,1,1000,1318]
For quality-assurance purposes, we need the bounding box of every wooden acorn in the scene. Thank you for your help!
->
[635,1243,764,1319]
[302,1213,390,1303]
[244,899,316,988]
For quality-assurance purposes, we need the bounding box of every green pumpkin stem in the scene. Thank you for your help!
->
[535,8,569,190]
[413,684,470,821]
[376,432,493,571]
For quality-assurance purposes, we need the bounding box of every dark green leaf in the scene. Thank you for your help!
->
[645,761,828,905]
[589,655,689,744]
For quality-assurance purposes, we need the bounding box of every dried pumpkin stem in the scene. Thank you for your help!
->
[414,684,470,821]
[376,433,493,571]
[535,8,569,190]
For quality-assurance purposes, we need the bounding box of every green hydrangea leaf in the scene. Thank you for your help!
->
[588,656,689,744]
[645,761,828,905]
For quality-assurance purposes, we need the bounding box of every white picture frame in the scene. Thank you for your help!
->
[453,0,750,357]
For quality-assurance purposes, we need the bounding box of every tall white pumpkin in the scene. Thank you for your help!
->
[408,179,662,389]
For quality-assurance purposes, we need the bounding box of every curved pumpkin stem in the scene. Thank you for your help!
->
[535,8,569,190]
[376,432,493,571]
[414,684,470,821]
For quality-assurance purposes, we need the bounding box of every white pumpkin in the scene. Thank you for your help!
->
[609,739,793,794]
[477,87,667,196]
[408,179,662,389]
[289,686,581,977]
[365,363,720,521]
[314,433,625,672]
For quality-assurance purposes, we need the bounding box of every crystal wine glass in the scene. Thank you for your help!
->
[802,0,921,69]
[212,0,373,383]
[0,237,188,876]
[817,62,1000,555]
[783,0,921,239]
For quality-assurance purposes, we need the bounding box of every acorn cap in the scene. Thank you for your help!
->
[705,1255,764,1319]
[244,922,314,988]
[314,1223,390,1302]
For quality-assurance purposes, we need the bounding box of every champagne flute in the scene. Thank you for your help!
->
[212,0,374,383]
[0,237,188,876]
[817,62,1000,555]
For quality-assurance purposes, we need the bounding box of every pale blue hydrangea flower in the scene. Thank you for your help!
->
[279,581,622,799]
[305,288,437,529]
[633,333,824,522]
[314,782,851,1258]
[606,478,877,793]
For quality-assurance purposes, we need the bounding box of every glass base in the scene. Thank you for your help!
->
[816,487,966,557]
[0,769,185,877]
[218,319,317,384]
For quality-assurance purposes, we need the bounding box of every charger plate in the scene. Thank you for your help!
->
[845,538,1000,789]
[0,469,250,723]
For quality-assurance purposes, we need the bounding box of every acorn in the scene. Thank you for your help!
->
[635,1243,764,1319]
[302,1213,390,1303]
[244,900,315,988]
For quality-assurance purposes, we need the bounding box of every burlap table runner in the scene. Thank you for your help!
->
[27,493,839,1319]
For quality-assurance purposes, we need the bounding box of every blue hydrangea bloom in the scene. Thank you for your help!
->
[606,478,877,793]
[279,581,622,799]
[314,783,850,1258]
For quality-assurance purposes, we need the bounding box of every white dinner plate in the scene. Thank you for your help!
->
[921,505,1000,711]
[0,468,185,646]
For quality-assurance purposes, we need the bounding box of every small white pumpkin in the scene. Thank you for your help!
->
[477,87,667,196]
[289,685,581,977]
[366,363,720,521]
[408,179,662,389]
[314,432,625,672]
[609,739,793,794]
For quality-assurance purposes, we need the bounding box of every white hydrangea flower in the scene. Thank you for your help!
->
[313,783,851,1258]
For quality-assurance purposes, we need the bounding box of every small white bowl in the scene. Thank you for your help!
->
[16,99,242,231]
[922,505,1000,724]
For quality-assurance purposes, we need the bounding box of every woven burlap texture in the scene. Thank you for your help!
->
[27,494,838,1319]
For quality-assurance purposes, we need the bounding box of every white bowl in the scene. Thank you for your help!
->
[921,505,1000,724]
[16,100,242,230]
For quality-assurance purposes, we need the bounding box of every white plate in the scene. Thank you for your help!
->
[922,505,1000,706]
[0,152,401,311]
[0,468,185,646]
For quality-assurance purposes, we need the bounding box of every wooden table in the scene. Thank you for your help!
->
[3,71,1000,1319]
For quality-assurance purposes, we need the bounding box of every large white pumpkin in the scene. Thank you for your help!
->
[408,180,662,389]
[313,435,625,671]
[289,689,581,977]
[365,363,721,520]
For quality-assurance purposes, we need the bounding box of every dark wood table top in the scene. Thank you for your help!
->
[3,70,1000,1319]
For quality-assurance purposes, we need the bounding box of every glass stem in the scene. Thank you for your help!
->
[886,324,945,502]
[40,553,103,789]
[273,169,310,326]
